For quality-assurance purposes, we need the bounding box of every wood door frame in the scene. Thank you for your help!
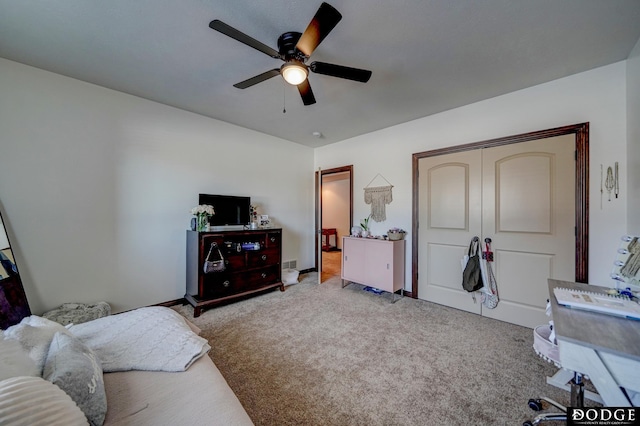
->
[411,123,589,298]
[315,165,354,272]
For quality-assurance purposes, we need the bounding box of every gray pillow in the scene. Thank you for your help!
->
[43,332,107,426]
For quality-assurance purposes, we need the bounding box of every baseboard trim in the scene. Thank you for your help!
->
[158,269,333,307]
[154,298,186,307]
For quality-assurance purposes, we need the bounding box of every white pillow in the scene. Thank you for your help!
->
[0,334,38,381]
[43,332,107,426]
[2,316,71,375]
[0,376,88,426]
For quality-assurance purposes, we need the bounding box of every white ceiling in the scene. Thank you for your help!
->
[1,1,640,148]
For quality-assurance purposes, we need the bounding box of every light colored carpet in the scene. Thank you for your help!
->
[173,273,598,425]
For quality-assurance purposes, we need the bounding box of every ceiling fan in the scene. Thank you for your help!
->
[209,2,372,106]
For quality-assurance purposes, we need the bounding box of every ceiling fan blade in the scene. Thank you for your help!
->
[310,61,372,83]
[295,2,342,57]
[297,79,316,105]
[233,69,281,89]
[210,20,283,60]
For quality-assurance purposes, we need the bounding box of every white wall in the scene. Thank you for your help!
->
[315,62,629,289]
[1,55,634,314]
[628,38,640,235]
[0,58,315,315]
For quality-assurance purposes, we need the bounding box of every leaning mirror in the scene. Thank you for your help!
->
[0,209,31,329]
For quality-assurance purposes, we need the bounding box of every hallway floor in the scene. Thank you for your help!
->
[321,250,341,282]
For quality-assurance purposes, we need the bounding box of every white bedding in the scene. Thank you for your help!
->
[68,307,210,373]
[103,354,254,425]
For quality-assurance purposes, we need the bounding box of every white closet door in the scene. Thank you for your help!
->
[481,135,575,327]
[418,134,575,328]
[418,149,483,315]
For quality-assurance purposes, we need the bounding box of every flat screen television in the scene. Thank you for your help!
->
[199,194,251,226]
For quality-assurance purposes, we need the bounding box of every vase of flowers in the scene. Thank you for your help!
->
[360,215,371,238]
[191,204,215,232]
[250,205,259,228]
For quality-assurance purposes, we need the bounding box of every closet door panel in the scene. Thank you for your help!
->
[428,164,468,230]
[481,135,575,328]
[497,154,552,233]
[418,150,482,315]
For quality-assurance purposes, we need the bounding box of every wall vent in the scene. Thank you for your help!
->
[283,259,297,270]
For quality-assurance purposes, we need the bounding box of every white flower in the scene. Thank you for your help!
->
[191,204,215,216]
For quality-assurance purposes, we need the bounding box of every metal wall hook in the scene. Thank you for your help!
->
[472,236,479,242]
[484,237,492,244]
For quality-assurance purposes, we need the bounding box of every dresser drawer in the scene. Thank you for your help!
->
[202,273,236,298]
[222,252,246,270]
[239,265,280,291]
[246,248,280,268]
[265,232,281,249]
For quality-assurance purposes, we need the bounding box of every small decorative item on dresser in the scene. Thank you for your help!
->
[360,215,371,238]
[260,214,271,228]
[191,204,215,232]
[250,205,259,228]
[387,228,406,241]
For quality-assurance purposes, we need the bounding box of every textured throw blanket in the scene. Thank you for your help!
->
[68,307,210,373]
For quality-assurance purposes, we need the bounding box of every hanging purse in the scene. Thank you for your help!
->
[462,237,483,292]
[203,242,226,274]
[480,241,499,309]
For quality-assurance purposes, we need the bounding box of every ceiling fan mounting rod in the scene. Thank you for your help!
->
[277,32,306,61]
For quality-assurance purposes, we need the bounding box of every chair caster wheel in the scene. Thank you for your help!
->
[528,398,543,411]
[523,421,534,426]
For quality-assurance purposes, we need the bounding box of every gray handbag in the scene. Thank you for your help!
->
[203,243,225,273]
[462,237,483,292]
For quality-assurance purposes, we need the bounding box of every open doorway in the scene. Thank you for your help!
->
[315,166,353,283]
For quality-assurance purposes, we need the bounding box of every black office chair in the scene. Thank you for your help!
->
[523,376,585,426]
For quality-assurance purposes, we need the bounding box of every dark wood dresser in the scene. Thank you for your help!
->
[185,229,284,316]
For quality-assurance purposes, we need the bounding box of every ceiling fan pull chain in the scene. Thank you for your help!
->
[282,80,286,113]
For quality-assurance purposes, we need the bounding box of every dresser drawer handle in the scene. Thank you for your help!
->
[261,273,267,278]
[261,254,267,261]
[222,280,230,287]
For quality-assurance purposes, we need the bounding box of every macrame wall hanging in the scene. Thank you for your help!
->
[364,173,393,222]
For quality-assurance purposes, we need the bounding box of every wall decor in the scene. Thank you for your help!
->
[364,173,393,222]
[602,162,620,206]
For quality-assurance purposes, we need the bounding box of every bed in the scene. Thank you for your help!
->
[1,306,253,426]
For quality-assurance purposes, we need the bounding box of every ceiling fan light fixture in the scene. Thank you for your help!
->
[281,61,308,85]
